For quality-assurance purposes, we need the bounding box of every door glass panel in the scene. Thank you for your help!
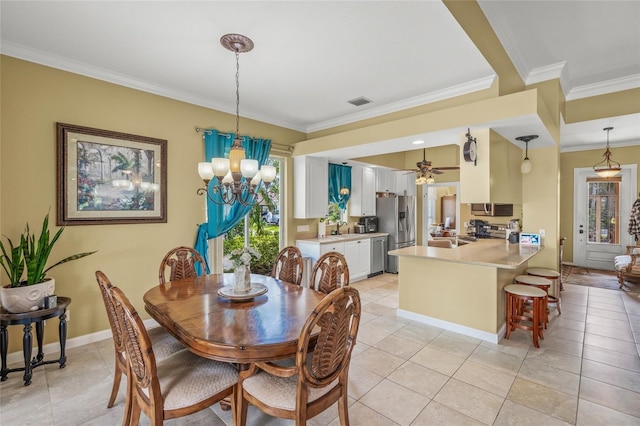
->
[587,178,620,244]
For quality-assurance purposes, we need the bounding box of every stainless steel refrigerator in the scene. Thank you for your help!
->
[376,194,416,273]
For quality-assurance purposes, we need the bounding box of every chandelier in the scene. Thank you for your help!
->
[197,34,276,206]
[593,127,621,178]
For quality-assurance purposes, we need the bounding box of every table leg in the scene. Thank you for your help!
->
[1,325,8,381]
[35,321,44,363]
[58,311,67,368]
[22,323,33,386]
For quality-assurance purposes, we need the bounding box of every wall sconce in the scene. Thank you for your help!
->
[515,135,538,174]
[593,127,621,178]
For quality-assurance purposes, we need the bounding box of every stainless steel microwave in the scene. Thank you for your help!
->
[470,203,513,217]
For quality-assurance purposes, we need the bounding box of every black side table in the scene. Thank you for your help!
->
[0,296,71,386]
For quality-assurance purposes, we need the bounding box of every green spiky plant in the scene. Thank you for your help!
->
[0,213,97,287]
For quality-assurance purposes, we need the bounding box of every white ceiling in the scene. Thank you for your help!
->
[1,1,639,161]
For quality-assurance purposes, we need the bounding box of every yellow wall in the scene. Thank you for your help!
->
[0,56,304,352]
[560,145,640,262]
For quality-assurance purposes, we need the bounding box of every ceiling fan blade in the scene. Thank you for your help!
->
[432,166,460,171]
[431,169,444,175]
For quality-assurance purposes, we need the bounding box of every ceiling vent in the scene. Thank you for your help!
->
[347,96,372,107]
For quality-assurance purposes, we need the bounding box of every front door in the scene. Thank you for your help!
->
[573,165,637,270]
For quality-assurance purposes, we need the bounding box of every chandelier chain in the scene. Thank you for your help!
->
[235,50,241,138]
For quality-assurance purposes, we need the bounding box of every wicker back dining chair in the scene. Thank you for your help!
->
[158,246,207,284]
[109,285,239,425]
[309,251,350,294]
[95,271,184,410]
[271,246,305,286]
[237,286,361,425]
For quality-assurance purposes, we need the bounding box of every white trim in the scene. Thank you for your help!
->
[5,318,161,365]
[566,74,640,101]
[526,61,572,96]
[0,42,307,133]
[396,309,506,344]
[305,75,496,133]
[561,140,640,153]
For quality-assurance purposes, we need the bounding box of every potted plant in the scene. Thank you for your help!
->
[0,213,96,313]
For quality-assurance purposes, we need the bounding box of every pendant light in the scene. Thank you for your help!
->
[515,135,538,174]
[593,127,621,178]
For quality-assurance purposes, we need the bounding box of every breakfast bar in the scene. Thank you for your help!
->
[389,239,542,343]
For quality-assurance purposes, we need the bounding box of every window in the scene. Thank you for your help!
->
[587,177,621,244]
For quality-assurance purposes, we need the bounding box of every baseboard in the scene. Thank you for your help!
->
[5,318,161,366]
[396,309,505,344]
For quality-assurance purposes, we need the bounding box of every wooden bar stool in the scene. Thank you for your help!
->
[504,284,546,348]
[514,275,553,328]
[527,268,562,315]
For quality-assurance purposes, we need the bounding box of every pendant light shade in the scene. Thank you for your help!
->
[515,135,538,174]
[593,127,621,178]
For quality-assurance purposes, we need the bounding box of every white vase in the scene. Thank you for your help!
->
[233,264,251,293]
[0,278,56,313]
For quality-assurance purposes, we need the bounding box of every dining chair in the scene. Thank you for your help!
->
[237,286,361,426]
[95,271,184,410]
[158,246,206,284]
[272,246,304,286]
[109,285,239,425]
[309,251,350,294]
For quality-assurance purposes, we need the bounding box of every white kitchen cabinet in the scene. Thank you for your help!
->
[394,171,416,197]
[294,156,328,218]
[344,238,371,281]
[296,236,375,283]
[350,166,376,217]
[376,168,396,193]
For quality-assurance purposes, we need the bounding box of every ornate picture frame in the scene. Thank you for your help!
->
[56,123,167,225]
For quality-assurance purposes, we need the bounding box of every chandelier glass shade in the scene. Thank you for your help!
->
[197,34,276,206]
[593,127,621,178]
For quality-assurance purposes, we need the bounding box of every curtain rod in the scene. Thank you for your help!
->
[195,127,293,152]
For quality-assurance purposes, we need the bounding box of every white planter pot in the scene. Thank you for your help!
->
[0,278,56,313]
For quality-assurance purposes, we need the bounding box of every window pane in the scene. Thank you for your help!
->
[587,181,619,244]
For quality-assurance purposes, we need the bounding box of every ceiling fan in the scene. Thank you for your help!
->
[401,148,460,175]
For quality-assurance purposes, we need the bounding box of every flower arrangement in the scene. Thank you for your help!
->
[223,246,261,270]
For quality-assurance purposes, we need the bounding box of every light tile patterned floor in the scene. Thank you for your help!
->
[2,273,640,425]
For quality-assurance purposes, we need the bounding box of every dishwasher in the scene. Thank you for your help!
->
[369,236,387,277]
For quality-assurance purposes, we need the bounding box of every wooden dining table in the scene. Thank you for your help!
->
[143,273,326,364]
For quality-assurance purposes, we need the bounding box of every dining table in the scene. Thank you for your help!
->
[143,273,326,364]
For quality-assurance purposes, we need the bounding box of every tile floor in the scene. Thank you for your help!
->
[2,273,640,425]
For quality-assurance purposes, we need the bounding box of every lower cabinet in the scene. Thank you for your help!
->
[344,239,371,281]
[296,238,371,283]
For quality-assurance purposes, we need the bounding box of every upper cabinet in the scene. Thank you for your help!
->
[395,171,417,197]
[376,168,396,193]
[294,156,328,219]
[459,129,522,204]
[350,166,376,217]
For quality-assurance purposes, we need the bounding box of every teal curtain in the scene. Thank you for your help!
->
[194,223,210,275]
[328,163,352,210]
[194,129,271,261]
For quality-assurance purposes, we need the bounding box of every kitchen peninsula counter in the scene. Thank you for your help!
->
[389,239,543,343]
[388,239,541,269]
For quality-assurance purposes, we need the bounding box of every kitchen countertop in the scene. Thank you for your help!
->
[389,239,542,269]
[297,232,389,244]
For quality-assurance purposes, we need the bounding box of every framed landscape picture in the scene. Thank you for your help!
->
[56,123,167,225]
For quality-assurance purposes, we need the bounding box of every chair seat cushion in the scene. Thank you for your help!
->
[153,349,238,411]
[148,327,184,361]
[614,255,631,266]
[243,371,338,411]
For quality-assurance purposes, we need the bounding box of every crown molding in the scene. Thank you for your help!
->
[526,61,572,96]
[566,74,640,101]
[305,75,496,133]
[0,42,307,133]
[561,140,640,153]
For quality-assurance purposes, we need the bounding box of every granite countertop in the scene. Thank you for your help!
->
[297,232,389,244]
[388,239,542,269]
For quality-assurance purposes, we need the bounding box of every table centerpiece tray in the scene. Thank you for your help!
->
[217,283,268,301]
